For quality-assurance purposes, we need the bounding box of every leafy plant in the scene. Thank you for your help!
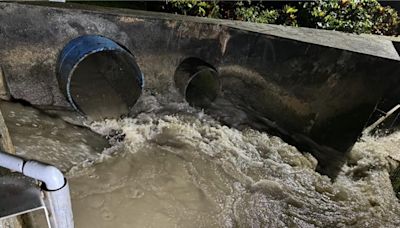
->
[164,0,400,35]
[235,2,279,24]
[281,5,299,26]
[301,0,400,35]
[166,0,220,18]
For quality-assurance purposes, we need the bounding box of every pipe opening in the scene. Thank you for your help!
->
[57,35,143,120]
[174,58,220,108]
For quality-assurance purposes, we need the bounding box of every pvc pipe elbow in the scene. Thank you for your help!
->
[23,161,66,191]
[0,151,66,191]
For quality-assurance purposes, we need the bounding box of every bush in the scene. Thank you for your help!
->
[165,0,220,18]
[164,0,400,36]
[235,3,279,24]
[301,0,400,35]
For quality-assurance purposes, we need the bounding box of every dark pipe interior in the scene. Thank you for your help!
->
[69,50,142,120]
[175,58,220,108]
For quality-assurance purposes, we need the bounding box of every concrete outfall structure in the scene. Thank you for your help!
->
[1,2,400,176]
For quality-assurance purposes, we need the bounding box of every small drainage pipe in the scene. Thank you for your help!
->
[0,151,73,228]
[174,58,220,108]
[57,35,144,121]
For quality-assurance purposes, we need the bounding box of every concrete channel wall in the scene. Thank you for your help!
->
[1,2,400,176]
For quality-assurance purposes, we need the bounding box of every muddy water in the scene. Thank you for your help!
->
[0,102,109,172]
[2,100,400,227]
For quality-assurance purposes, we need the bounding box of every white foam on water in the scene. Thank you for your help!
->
[2,99,399,227]
[70,109,400,227]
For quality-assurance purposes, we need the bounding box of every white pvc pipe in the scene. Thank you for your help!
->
[0,152,65,191]
[0,151,74,228]
[0,152,23,172]
[23,160,65,191]
[44,183,74,228]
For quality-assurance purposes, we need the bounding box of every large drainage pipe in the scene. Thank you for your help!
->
[174,58,220,108]
[0,151,73,228]
[57,35,144,121]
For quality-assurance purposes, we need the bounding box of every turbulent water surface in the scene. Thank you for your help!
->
[2,99,400,228]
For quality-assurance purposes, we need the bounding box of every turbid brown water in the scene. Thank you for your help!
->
[1,98,399,228]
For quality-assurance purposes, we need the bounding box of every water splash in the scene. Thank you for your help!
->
[73,109,400,227]
[2,99,399,227]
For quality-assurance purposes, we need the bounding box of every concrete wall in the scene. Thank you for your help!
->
[1,2,399,176]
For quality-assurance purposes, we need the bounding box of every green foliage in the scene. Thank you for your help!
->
[235,3,300,27]
[235,3,279,24]
[166,0,220,18]
[164,0,400,36]
[302,0,400,35]
[281,5,299,26]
